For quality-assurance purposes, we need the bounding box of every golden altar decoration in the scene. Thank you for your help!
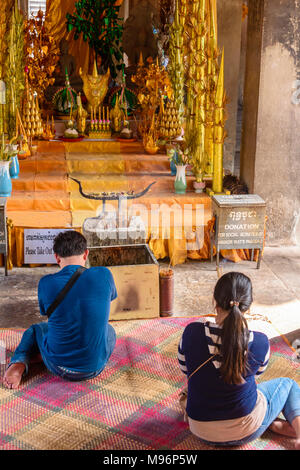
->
[5,0,25,140]
[22,89,43,140]
[159,96,182,141]
[110,94,125,134]
[132,56,172,154]
[210,48,227,195]
[42,115,56,140]
[0,1,14,83]
[168,0,185,123]
[74,92,88,135]
[88,105,111,139]
[24,9,59,104]
[0,0,14,138]
[169,0,227,192]
[184,0,208,184]
[79,60,110,116]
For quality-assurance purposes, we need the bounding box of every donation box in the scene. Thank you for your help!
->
[211,194,266,269]
[88,244,160,321]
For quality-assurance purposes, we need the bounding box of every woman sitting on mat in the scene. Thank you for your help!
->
[178,271,300,449]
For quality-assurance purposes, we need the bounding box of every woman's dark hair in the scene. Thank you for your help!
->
[53,231,87,258]
[213,272,253,385]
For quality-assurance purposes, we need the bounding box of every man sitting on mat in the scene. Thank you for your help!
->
[3,230,117,389]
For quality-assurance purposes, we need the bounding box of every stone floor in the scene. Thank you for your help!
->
[0,246,299,347]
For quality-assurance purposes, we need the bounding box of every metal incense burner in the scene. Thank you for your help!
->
[70,177,156,246]
[70,177,159,320]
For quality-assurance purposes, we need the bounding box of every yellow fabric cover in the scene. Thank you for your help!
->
[0,223,259,269]
[2,139,263,268]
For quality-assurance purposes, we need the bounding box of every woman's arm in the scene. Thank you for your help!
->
[178,335,188,376]
[248,331,270,377]
[255,343,270,378]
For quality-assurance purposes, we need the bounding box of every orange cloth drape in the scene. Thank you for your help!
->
[45,0,90,74]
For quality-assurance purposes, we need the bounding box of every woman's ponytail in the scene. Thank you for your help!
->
[213,272,253,385]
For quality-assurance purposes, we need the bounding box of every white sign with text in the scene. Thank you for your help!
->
[24,229,71,264]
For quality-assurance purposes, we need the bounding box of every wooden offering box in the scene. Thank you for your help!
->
[211,194,266,269]
[88,244,159,320]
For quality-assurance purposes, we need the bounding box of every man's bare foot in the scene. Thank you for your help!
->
[3,363,26,389]
[269,418,297,437]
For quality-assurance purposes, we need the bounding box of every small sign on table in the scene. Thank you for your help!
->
[24,229,72,264]
[210,194,266,269]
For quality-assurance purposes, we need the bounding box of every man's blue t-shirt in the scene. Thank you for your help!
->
[38,265,117,373]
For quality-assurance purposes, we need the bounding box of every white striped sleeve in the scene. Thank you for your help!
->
[255,344,270,377]
[178,335,188,375]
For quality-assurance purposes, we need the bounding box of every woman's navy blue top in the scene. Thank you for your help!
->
[178,321,270,421]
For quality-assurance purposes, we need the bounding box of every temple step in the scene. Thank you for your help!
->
[68,172,195,193]
[12,172,68,192]
[7,211,72,228]
[66,154,171,174]
[7,190,70,212]
[63,140,145,155]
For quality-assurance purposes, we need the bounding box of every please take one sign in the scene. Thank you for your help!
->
[210,194,266,269]
[24,229,72,264]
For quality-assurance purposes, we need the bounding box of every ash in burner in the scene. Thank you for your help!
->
[83,213,147,247]
[88,245,155,267]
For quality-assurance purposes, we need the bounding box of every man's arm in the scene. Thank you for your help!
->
[107,270,117,301]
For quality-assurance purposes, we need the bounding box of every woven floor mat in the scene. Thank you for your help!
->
[0,318,299,450]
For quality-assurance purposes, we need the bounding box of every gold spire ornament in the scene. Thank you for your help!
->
[185,0,208,183]
[211,48,227,194]
[168,0,186,123]
[5,0,25,140]
[42,115,55,140]
[22,89,43,140]
[176,0,227,190]
[74,92,88,135]
[110,94,125,134]
[203,0,219,178]
[0,1,14,137]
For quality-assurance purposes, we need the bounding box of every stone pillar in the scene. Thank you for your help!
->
[217,0,243,173]
[240,0,300,244]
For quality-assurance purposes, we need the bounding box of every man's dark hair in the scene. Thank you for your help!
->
[53,231,87,258]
